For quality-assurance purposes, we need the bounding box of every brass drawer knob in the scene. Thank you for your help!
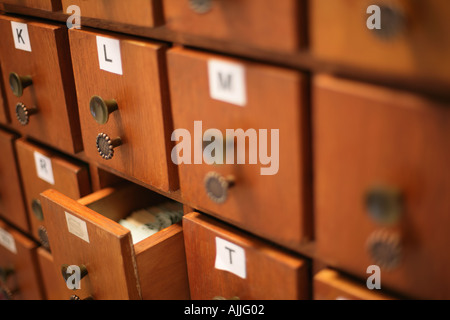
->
[213,296,240,300]
[366,229,402,270]
[96,133,122,160]
[89,95,118,125]
[372,5,405,40]
[61,264,88,282]
[188,0,213,14]
[15,102,38,126]
[38,225,50,250]
[0,267,14,283]
[204,172,235,204]
[365,185,402,225]
[9,72,32,97]
[70,295,94,301]
[31,199,44,221]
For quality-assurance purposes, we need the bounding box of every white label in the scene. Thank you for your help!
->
[34,151,55,185]
[65,212,90,243]
[96,36,123,75]
[11,21,32,52]
[208,59,247,106]
[0,228,17,254]
[215,237,246,279]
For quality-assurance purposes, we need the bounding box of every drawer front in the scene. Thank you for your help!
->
[183,212,309,300]
[168,47,311,249]
[62,0,163,27]
[41,185,188,300]
[310,0,450,83]
[0,220,44,300]
[163,0,304,52]
[0,129,28,232]
[69,28,177,192]
[314,269,395,300]
[0,15,82,154]
[40,189,141,300]
[0,0,61,11]
[16,139,91,247]
[313,75,450,299]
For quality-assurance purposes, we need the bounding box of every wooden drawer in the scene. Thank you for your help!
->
[163,0,304,53]
[0,129,28,233]
[0,220,44,300]
[40,183,190,300]
[15,138,91,248]
[314,269,396,300]
[69,28,177,192]
[168,47,311,249]
[0,15,82,154]
[310,0,450,84]
[62,0,163,27]
[313,74,450,299]
[0,0,61,11]
[183,212,309,300]
[36,247,68,300]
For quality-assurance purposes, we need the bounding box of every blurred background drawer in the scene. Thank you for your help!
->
[163,0,305,53]
[0,219,44,300]
[183,212,309,300]
[313,74,450,299]
[314,269,396,300]
[62,0,163,27]
[0,128,28,233]
[36,247,68,300]
[310,0,450,84]
[0,15,82,154]
[16,138,91,249]
[69,28,177,192]
[41,183,189,300]
[0,0,61,11]
[168,47,311,250]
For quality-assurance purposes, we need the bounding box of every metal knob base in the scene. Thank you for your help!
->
[61,264,88,282]
[90,96,118,125]
[366,229,402,270]
[15,102,37,126]
[188,0,213,14]
[9,72,32,98]
[96,133,122,160]
[204,172,235,204]
[365,185,402,225]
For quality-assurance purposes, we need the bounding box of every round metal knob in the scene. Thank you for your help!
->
[0,285,15,300]
[89,96,118,125]
[15,102,37,126]
[365,185,402,225]
[70,294,94,301]
[204,172,235,204]
[372,5,405,40]
[38,226,50,250]
[9,72,32,98]
[61,264,88,282]
[0,267,14,283]
[188,0,213,14]
[31,199,44,221]
[96,133,122,160]
[366,229,402,270]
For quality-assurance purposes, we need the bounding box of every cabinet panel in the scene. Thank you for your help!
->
[313,74,450,299]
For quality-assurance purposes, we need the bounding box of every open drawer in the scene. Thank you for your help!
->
[40,183,190,300]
